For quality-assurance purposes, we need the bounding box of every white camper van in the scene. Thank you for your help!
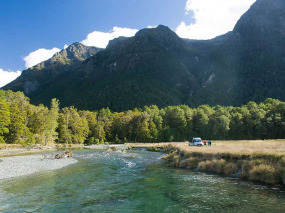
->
[188,137,203,146]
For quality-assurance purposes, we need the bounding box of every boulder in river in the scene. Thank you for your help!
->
[54,151,73,159]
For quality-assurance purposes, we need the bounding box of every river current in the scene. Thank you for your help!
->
[0,150,284,212]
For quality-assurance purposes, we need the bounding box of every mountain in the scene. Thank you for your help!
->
[4,43,102,94]
[3,0,285,111]
[191,0,285,106]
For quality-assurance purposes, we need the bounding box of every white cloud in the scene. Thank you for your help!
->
[81,27,138,48]
[0,69,21,87]
[176,0,256,39]
[23,47,61,68]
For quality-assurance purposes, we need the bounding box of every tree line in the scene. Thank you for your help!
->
[0,90,284,145]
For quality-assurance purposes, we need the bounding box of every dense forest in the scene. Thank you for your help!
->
[0,89,284,145]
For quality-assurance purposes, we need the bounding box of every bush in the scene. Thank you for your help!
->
[147,146,161,152]
[240,161,251,178]
[163,144,176,153]
[85,137,95,145]
[198,159,226,174]
[198,160,212,171]
[0,137,5,144]
[240,159,266,179]
[179,159,188,168]
[172,155,181,167]
[249,164,280,184]
[211,159,226,173]
[163,150,178,162]
[187,157,201,169]
[224,163,238,175]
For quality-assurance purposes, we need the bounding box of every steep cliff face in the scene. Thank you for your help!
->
[231,0,285,103]
[186,0,285,106]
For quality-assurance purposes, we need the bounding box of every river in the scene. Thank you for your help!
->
[0,150,284,212]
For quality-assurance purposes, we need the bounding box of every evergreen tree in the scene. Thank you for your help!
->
[0,98,10,143]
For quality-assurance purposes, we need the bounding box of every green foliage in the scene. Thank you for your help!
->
[0,90,284,145]
[0,98,10,143]
[58,107,89,144]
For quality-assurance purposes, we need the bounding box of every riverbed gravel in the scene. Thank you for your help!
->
[0,154,78,180]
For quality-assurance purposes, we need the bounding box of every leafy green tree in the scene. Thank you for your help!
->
[6,103,33,144]
[162,106,187,141]
[97,108,113,141]
[58,112,72,144]
[229,109,244,140]
[209,106,230,139]
[192,108,210,138]
[58,107,89,144]
[27,104,49,144]
[80,110,106,144]
[0,98,10,143]
[46,99,60,144]
[244,102,266,139]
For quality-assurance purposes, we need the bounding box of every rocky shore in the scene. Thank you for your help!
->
[0,153,78,180]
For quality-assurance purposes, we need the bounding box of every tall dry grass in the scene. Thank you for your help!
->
[159,140,285,185]
[175,140,285,156]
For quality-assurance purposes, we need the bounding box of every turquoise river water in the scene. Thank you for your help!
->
[0,150,284,213]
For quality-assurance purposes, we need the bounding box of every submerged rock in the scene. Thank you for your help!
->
[55,151,73,159]
[44,151,73,160]
[110,146,117,151]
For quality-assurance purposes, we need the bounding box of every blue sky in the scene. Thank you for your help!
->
[0,0,188,71]
[0,0,256,87]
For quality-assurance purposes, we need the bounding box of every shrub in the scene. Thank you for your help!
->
[179,159,188,168]
[147,147,161,152]
[240,159,266,179]
[240,161,251,178]
[85,137,94,145]
[187,157,201,169]
[211,159,227,174]
[249,164,280,184]
[164,150,178,162]
[198,159,226,174]
[224,163,238,175]
[163,144,176,153]
[173,155,181,167]
[198,160,212,171]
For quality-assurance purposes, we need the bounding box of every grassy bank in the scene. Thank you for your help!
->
[130,140,285,185]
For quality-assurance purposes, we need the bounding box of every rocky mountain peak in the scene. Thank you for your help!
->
[135,25,180,42]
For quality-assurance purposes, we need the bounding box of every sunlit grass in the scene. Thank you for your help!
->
[127,140,285,185]
[175,140,285,156]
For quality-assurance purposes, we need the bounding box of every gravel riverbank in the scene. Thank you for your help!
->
[0,154,78,180]
[0,148,56,157]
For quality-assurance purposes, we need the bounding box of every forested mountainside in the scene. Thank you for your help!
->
[3,0,285,111]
